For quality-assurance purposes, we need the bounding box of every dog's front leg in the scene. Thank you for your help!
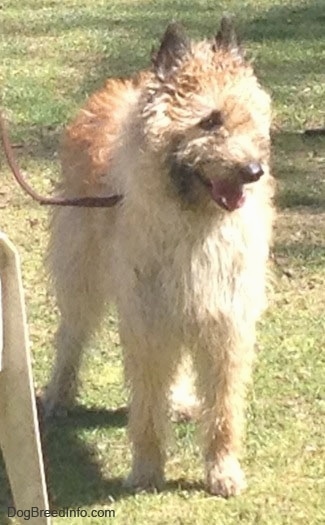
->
[194,317,256,497]
[122,328,176,492]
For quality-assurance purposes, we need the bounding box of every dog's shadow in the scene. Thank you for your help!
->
[41,404,128,508]
[0,402,203,520]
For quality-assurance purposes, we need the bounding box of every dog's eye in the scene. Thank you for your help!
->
[199,110,224,131]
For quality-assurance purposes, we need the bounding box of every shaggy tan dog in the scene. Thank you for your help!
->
[44,18,275,497]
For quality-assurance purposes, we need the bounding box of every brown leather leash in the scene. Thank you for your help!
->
[0,111,123,208]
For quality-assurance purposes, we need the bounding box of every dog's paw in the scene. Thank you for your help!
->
[124,464,164,493]
[206,455,247,498]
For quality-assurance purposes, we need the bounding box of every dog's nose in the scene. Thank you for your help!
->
[240,162,264,183]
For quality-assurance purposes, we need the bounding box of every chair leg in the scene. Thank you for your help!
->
[0,233,51,525]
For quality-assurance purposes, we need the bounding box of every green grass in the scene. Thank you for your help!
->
[0,0,324,523]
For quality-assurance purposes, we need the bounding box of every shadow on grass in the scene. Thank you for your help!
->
[0,405,126,517]
[272,132,325,210]
[0,399,206,515]
[56,405,128,428]
[39,404,127,507]
[244,0,325,43]
[43,405,204,504]
[0,403,204,516]
[3,0,324,42]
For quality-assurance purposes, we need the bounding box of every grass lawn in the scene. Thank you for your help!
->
[0,0,324,523]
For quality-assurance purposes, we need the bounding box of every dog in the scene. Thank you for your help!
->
[44,18,275,497]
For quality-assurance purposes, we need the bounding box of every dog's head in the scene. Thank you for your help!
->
[141,18,272,212]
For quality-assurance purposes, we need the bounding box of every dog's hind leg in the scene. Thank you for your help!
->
[194,316,256,497]
[43,208,109,417]
[169,354,200,421]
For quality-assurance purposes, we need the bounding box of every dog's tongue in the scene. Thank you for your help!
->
[210,179,246,211]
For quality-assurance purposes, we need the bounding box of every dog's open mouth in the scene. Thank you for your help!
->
[197,174,246,212]
[169,158,263,211]
[197,161,265,211]
[207,178,245,211]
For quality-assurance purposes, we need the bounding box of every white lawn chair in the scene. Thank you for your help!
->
[0,233,51,525]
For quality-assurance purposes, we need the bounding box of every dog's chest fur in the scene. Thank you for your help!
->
[112,197,269,339]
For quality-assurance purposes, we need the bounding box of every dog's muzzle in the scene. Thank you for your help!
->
[169,157,264,212]
[195,161,264,212]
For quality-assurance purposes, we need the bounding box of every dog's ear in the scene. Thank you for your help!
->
[152,22,190,77]
[214,15,242,54]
